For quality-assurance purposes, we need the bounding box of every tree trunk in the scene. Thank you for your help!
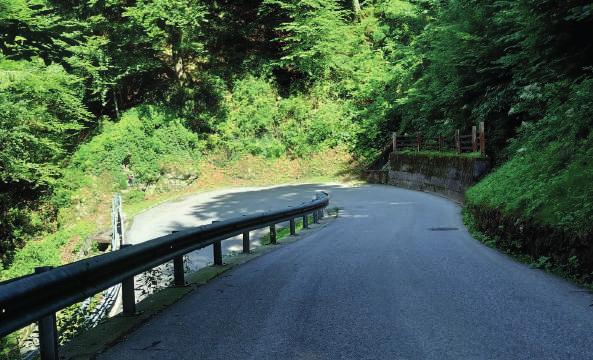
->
[352,0,361,15]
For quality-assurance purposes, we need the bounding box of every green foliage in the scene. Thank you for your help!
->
[2,0,592,292]
[0,57,89,186]
[264,0,355,80]
[0,333,19,360]
[0,57,89,267]
[0,221,95,280]
[466,78,593,235]
[71,105,201,185]
[123,0,208,85]
[214,75,355,158]
[396,0,593,160]
[0,0,77,63]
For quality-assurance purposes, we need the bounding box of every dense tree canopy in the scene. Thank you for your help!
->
[1,0,592,281]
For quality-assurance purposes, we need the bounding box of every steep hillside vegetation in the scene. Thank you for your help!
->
[2,1,593,357]
[1,0,593,284]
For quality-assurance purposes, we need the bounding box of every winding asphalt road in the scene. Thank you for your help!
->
[102,184,593,359]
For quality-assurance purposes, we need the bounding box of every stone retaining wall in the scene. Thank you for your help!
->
[366,153,490,202]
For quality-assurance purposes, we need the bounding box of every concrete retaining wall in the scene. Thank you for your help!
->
[366,153,490,202]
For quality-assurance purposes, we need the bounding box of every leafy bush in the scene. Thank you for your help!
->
[0,221,95,280]
[467,78,593,235]
[70,105,201,186]
[0,57,90,267]
[216,76,354,158]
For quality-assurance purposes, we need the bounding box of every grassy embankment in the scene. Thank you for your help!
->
[0,106,356,282]
[463,80,593,284]
[0,151,354,281]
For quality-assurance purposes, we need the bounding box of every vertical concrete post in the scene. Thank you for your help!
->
[289,219,296,236]
[455,129,461,153]
[242,232,250,253]
[35,267,59,360]
[269,224,277,244]
[479,121,486,156]
[416,133,421,152]
[472,126,477,152]
[392,132,397,153]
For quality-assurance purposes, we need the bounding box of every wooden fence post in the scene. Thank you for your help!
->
[455,129,461,153]
[472,126,477,152]
[392,132,397,153]
[479,122,486,156]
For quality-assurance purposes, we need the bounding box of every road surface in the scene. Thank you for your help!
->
[102,184,593,359]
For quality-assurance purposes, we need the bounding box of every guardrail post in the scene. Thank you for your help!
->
[243,231,250,253]
[313,211,319,224]
[289,219,296,236]
[455,129,461,153]
[120,244,136,315]
[35,267,59,360]
[211,221,223,265]
[173,256,185,286]
[213,241,223,265]
[270,224,277,244]
[170,231,185,287]
[303,214,309,229]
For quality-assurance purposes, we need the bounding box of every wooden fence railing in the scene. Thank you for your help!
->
[393,122,486,155]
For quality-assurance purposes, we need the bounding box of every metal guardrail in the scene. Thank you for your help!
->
[0,192,329,360]
[111,194,124,251]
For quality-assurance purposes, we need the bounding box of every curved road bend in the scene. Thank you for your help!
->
[103,184,593,359]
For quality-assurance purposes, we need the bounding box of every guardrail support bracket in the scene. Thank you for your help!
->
[289,219,296,236]
[303,215,309,229]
